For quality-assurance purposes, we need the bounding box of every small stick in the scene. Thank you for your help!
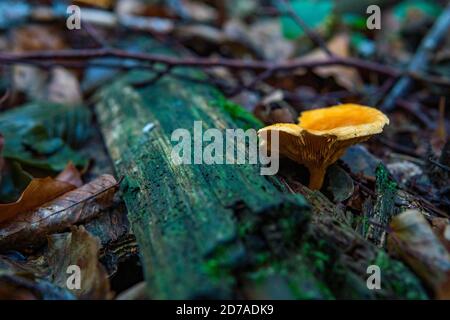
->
[381,4,450,111]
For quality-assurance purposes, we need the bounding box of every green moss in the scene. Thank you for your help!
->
[211,94,263,130]
[373,251,428,300]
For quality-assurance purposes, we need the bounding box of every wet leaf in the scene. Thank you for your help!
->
[47,226,114,299]
[0,175,118,250]
[388,210,450,299]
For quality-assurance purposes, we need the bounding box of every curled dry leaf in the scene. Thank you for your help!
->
[0,254,75,300]
[47,226,113,299]
[0,174,118,250]
[0,162,83,223]
[55,162,83,188]
[388,210,450,299]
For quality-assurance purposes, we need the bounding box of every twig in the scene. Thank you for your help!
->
[428,158,450,172]
[1,49,449,90]
[396,99,435,129]
[381,4,450,111]
[0,48,400,76]
[376,137,420,157]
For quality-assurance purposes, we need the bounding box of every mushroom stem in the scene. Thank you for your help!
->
[307,166,327,190]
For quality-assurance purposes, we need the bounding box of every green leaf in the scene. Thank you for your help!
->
[0,102,91,172]
[393,0,442,22]
[342,13,367,30]
[280,0,334,39]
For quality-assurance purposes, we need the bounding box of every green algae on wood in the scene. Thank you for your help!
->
[95,70,310,299]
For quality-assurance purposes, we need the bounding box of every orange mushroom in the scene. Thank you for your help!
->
[258,104,389,190]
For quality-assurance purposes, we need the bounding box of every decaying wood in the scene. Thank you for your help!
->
[85,199,138,277]
[95,69,311,299]
[94,65,428,299]
[286,177,428,299]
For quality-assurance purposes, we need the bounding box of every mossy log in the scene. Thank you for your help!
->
[95,70,311,299]
[287,178,428,299]
[95,67,427,299]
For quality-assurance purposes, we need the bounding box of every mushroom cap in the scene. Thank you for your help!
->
[258,104,389,172]
[298,104,389,140]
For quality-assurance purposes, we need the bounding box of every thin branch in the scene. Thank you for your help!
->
[1,48,449,90]
[0,48,399,76]
[381,4,450,111]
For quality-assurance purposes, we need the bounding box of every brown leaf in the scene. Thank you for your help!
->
[298,33,363,91]
[55,162,83,188]
[0,175,118,250]
[12,25,66,52]
[0,162,83,223]
[432,217,450,253]
[388,210,450,299]
[0,254,75,300]
[11,26,81,105]
[47,226,114,299]
[0,181,74,224]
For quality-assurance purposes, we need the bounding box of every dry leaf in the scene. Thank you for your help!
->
[11,25,66,100]
[432,217,450,253]
[298,33,363,91]
[11,26,81,105]
[47,226,114,299]
[46,67,83,105]
[224,19,295,61]
[0,164,80,223]
[55,162,83,188]
[12,25,66,52]
[0,254,75,300]
[0,175,117,250]
[388,210,450,299]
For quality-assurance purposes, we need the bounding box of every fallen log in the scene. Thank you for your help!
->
[94,49,428,299]
[95,69,311,299]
